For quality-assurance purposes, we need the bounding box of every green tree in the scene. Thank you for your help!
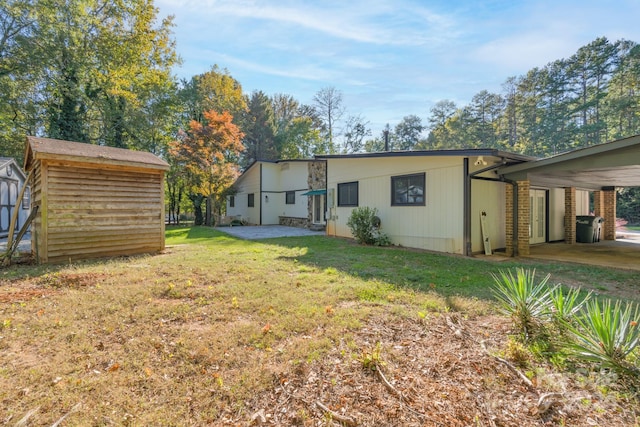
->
[394,115,424,150]
[0,0,179,155]
[241,90,277,166]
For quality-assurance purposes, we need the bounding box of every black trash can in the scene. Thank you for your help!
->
[576,216,602,243]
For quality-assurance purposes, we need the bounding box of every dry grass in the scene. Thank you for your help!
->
[0,227,638,426]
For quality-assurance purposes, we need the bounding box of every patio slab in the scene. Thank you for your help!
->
[216,225,325,240]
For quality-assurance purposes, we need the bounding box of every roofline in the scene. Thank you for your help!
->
[0,157,27,180]
[24,136,169,171]
[315,149,535,162]
[499,133,640,175]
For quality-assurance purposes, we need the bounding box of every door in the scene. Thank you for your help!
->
[313,194,324,224]
[529,189,546,244]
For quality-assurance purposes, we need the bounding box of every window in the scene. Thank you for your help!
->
[391,173,425,206]
[248,193,255,207]
[229,195,235,208]
[285,191,295,204]
[337,182,358,207]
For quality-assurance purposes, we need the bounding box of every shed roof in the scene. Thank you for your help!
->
[24,136,169,171]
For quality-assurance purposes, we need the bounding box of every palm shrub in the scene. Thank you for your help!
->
[564,298,640,377]
[346,207,390,246]
[550,286,592,325]
[491,268,553,340]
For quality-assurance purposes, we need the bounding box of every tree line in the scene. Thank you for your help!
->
[2,2,640,223]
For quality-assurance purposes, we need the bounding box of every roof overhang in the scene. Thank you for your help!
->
[498,134,640,190]
[302,189,326,196]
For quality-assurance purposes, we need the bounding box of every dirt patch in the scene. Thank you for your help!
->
[238,314,637,426]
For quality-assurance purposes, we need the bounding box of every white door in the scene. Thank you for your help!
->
[313,194,324,224]
[530,189,546,244]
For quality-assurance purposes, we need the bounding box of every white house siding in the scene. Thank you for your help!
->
[275,162,310,220]
[549,188,565,241]
[227,160,317,226]
[470,178,506,253]
[326,156,466,254]
[545,188,591,242]
[576,190,590,215]
[227,162,262,225]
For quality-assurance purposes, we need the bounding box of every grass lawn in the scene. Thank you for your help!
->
[1,226,638,425]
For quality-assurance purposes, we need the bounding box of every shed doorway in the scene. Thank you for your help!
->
[530,189,546,244]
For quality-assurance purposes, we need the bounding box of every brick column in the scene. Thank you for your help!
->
[505,184,514,256]
[603,187,616,240]
[564,187,576,244]
[593,190,604,218]
[517,180,530,256]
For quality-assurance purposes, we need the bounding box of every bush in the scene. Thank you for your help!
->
[564,298,640,377]
[346,207,390,246]
[491,268,553,340]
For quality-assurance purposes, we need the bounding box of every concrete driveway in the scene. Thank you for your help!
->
[216,225,325,240]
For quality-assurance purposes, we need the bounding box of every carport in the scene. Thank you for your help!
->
[498,134,640,258]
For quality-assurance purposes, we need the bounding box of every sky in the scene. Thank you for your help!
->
[156,0,640,136]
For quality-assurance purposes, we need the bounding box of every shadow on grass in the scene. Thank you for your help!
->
[265,235,640,302]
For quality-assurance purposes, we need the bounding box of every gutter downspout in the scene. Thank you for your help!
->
[259,163,263,225]
[463,158,471,256]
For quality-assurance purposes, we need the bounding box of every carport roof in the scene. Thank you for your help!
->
[498,134,640,190]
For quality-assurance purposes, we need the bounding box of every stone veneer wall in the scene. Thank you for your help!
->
[279,216,309,228]
[307,160,327,224]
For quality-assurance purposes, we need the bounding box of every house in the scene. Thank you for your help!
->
[0,157,30,238]
[317,149,550,255]
[226,159,326,229]
[24,136,170,263]
[498,134,640,256]
[318,135,640,256]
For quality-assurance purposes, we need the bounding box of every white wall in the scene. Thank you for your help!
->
[226,162,262,225]
[471,178,506,253]
[227,161,315,226]
[548,188,565,241]
[326,156,466,253]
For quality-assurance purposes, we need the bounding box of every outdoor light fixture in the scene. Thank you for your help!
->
[474,156,487,166]
[265,195,269,202]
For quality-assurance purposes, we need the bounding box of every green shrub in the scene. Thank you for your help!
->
[564,298,640,377]
[550,286,592,325]
[491,268,553,340]
[346,207,390,246]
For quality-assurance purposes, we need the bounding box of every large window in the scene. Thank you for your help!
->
[285,191,295,204]
[229,195,235,208]
[248,193,255,207]
[391,173,425,206]
[337,182,358,207]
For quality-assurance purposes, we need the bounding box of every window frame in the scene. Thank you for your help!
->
[248,193,255,208]
[22,186,30,210]
[229,195,235,208]
[391,173,426,206]
[337,181,359,207]
[285,191,295,205]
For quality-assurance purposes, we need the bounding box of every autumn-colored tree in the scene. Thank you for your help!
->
[170,110,244,226]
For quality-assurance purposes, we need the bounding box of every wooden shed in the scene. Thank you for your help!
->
[24,136,170,263]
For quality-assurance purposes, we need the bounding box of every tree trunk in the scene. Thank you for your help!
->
[205,195,213,226]
[189,193,204,225]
